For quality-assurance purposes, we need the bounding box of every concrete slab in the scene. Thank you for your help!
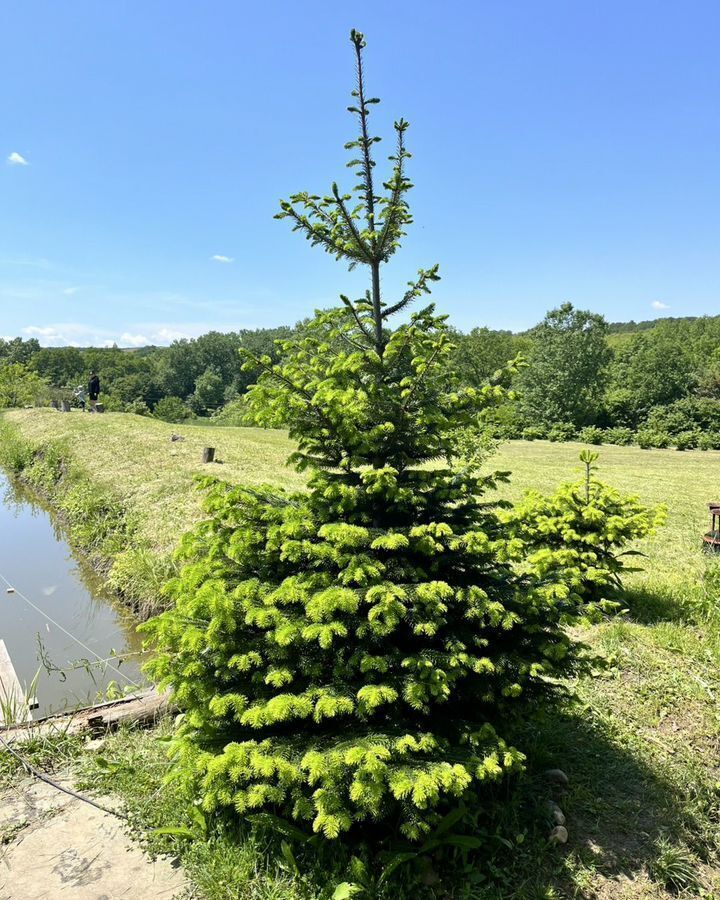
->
[0,640,29,726]
[0,777,189,899]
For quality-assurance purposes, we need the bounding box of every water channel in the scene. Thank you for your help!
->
[0,471,144,720]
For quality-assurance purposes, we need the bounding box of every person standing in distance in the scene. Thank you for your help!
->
[88,371,100,412]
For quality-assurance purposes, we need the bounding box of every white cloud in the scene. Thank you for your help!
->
[7,152,28,166]
[63,286,78,296]
[24,325,62,338]
[23,323,115,347]
[21,322,201,348]
[154,326,194,342]
[651,300,670,311]
[120,332,150,347]
[211,254,234,263]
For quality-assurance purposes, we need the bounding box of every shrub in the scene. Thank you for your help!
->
[0,363,49,408]
[125,398,151,416]
[603,426,634,446]
[100,394,126,412]
[481,401,523,440]
[698,434,713,451]
[547,422,576,442]
[210,397,252,427]
[506,451,665,608]
[142,32,603,844]
[636,429,670,449]
[521,425,547,441]
[578,425,603,445]
[674,430,699,451]
[644,396,720,436]
[154,396,191,423]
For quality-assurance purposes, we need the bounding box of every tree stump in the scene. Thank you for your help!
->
[50,399,59,410]
[60,399,71,412]
[202,447,216,464]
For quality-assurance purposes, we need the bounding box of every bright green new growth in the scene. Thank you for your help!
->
[507,450,666,614]
[143,32,607,841]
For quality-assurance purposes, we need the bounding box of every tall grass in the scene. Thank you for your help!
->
[0,668,39,727]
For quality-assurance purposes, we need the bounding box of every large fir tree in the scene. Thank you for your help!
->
[143,30,594,840]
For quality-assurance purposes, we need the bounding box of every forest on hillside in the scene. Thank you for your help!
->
[3,305,720,448]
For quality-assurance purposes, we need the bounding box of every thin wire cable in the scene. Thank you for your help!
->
[0,571,143,690]
[0,732,128,820]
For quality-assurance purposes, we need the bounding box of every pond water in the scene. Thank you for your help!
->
[0,472,144,720]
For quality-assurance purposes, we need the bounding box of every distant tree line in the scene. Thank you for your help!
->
[451,304,720,450]
[3,308,720,447]
[0,328,291,421]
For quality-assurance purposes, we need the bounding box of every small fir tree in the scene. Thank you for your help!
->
[144,31,602,840]
[507,451,665,612]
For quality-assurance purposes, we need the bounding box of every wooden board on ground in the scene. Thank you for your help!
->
[0,639,30,725]
[0,687,169,744]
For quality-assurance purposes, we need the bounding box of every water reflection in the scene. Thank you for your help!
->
[0,473,145,719]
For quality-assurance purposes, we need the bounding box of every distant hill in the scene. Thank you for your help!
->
[606,314,716,334]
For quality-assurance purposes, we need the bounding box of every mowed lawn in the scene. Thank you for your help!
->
[4,408,720,897]
[4,408,305,557]
[4,408,714,588]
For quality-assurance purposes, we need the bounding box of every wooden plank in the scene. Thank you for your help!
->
[0,688,170,745]
[0,639,31,725]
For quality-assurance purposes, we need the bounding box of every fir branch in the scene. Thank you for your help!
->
[350,29,378,236]
[376,120,411,259]
[340,295,375,343]
[383,265,440,320]
[331,183,373,263]
[400,340,445,411]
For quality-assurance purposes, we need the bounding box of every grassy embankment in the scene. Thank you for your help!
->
[0,409,305,618]
[1,408,719,898]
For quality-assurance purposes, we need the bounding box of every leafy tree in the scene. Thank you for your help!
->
[451,327,528,387]
[518,303,611,427]
[143,31,604,844]
[156,329,292,406]
[188,367,226,415]
[605,328,694,427]
[154,395,192,423]
[0,364,48,408]
[235,327,295,394]
[210,396,252,426]
[0,337,40,366]
[107,372,155,406]
[643,396,720,436]
[30,347,85,386]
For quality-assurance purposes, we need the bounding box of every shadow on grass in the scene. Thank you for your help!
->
[81,700,714,900]
[495,701,711,899]
[618,583,699,625]
[185,702,710,899]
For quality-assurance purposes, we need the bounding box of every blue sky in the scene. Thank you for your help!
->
[2,1,719,346]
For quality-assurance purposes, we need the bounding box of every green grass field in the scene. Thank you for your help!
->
[3,408,304,555]
[2,408,720,898]
[3,408,712,583]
